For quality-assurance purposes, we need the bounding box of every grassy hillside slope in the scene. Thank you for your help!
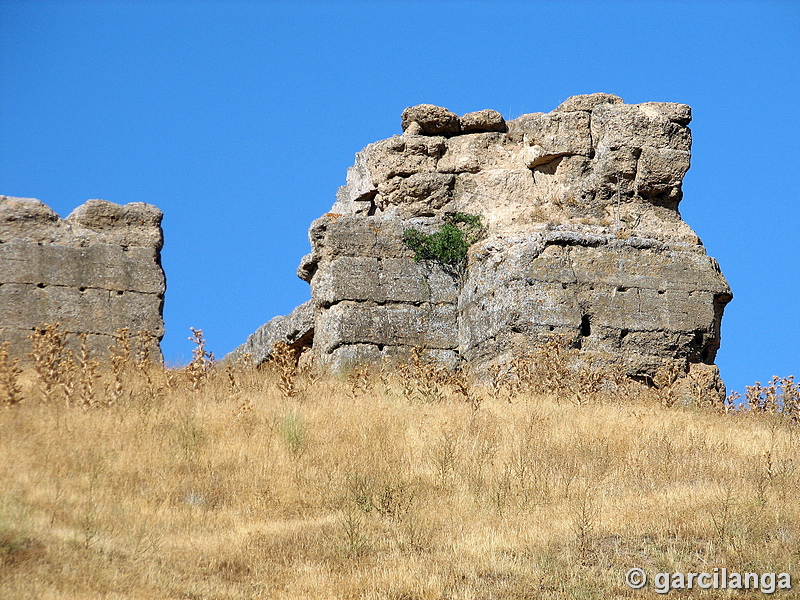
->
[1,329,798,599]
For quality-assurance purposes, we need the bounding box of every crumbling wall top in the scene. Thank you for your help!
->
[0,195,166,360]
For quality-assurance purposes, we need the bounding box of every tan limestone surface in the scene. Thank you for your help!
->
[0,196,165,359]
[232,93,732,396]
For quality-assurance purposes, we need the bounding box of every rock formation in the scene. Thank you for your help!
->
[0,196,166,359]
[233,93,732,396]
[232,300,315,365]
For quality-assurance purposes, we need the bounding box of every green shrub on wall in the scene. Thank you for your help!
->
[402,213,484,268]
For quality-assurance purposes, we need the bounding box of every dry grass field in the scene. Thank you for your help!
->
[1,327,798,599]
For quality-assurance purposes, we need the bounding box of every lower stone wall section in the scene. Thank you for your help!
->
[0,196,166,360]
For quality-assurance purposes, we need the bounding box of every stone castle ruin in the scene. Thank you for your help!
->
[234,93,732,396]
[0,196,165,359]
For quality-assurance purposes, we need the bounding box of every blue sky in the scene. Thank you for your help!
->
[1,0,797,394]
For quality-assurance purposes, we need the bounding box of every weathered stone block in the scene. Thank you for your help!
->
[0,196,165,360]
[0,242,163,293]
[315,301,458,354]
[554,93,624,112]
[436,132,517,174]
[591,103,692,153]
[232,94,732,398]
[507,111,593,164]
[312,256,458,306]
[401,104,461,136]
[366,135,445,182]
[228,300,314,364]
[460,109,506,133]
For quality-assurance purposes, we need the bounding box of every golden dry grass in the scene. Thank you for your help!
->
[1,330,798,599]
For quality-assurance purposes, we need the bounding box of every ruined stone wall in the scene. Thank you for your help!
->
[0,196,165,359]
[233,93,732,396]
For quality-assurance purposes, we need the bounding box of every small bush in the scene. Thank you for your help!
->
[402,212,484,268]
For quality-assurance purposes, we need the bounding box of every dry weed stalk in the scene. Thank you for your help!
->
[0,341,23,406]
[270,341,298,398]
[226,358,251,416]
[395,358,418,400]
[396,348,450,403]
[486,357,525,401]
[392,351,479,408]
[487,362,509,401]
[347,364,372,399]
[724,390,742,413]
[295,353,319,394]
[186,327,214,391]
[747,376,799,416]
[74,333,99,409]
[106,328,133,406]
[228,353,260,414]
[487,359,527,401]
[513,349,576,398]
[134,331,157,373]
[224,362,240,402]
[509,353,535,393]
[651,362,683,408]
[572,486,600,558]
[28,322,72,404]
[724,375,800,421]
[570,360,622,406]
[446,366,480,411]
[132,330,164,407]
[492,335,627,406]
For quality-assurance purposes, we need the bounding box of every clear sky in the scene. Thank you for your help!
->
[1,0,798,395]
